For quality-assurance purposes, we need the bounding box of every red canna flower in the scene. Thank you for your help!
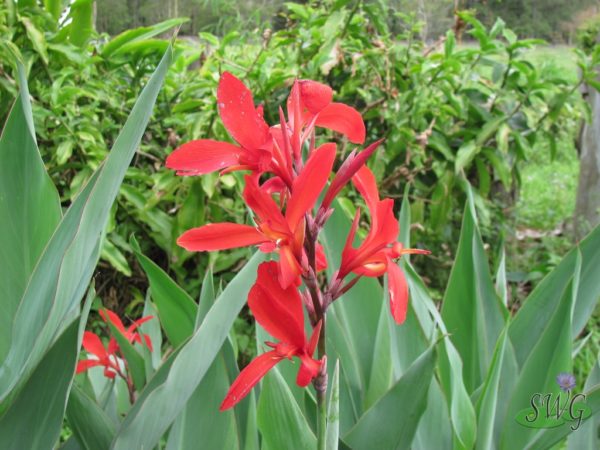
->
[338,165,429,324]
[177,143,336,288]
[220,261,322,411]
[76,331,121,379]
[166,72,273,176]
[100,309,154,352]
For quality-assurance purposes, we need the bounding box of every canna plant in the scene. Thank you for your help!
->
[165,72,430,445]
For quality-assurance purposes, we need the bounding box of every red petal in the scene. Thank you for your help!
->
[166,140,241,176]
[316,243,328,272]
[296,354,322,387]
[82,331,107,358]
[177,223,267,251]
[388,260,409,324]
[128,315,154,334]
[103,368,117,379]
[243,175,290,236]
[315,102,366,144]
[286,143,336,230]
[143,334,154,352]
[217,72,270,150]
[248,262,306,349]
[352,165,380,218]
[76,359,102,374]
[299,80,332,113]
[100,309,126,334]
[220,350,283,411]
[278,245,302,289]
[307,320,322,356]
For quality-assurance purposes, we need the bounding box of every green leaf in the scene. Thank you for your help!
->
[0,321,79,449]
[257,369,316,450]
[500,257,577,449]
[567,358,600,450]
[343,346,436,450]
[100,239,132,277]
[166,349,240,450]
[0,46,173,407]
[510,226,600,368]
[326,361,340,450]
[131,236,197,347]
[0,64,61,362]
[475,326,508,450]
[455,141,479,173]
[20,17,49,64]
[44,0,64,21]
[196,268,215,328]
[69,0,94,48]
[438,340,478,450]
[110,252,264,450]
[441,187,507,392]
[102,18,188,57]
[66,384,116,450]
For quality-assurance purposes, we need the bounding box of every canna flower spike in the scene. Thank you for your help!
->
[77,310,155,380]
[220,261,322,411]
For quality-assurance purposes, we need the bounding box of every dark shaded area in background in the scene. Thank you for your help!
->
[97,0,599,43]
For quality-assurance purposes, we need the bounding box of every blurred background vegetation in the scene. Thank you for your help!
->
[1,0,600,382]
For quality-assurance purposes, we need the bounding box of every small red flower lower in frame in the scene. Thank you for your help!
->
[220,261,322,411]
[76,309,154,380]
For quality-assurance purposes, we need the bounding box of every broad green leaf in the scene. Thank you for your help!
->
[343,346,436,450]
[510,226,600,368]
[567,358,600,450]
[455,141,479,173]
[100,239,132,276]
[20,17,49,64]
[475,326,508,450]
[131,236,197,347]
[412,380,453,450]
[364,285,392,409]
[441,188,507,392]
[166,350,240,450]
[196,268,215,327]
[66,384,116,450]
[69,0,94,48]
[110,253,264,450]
[0,65,61,361]
[0,321,78,449]
[500,263,576,450]
[326,361,340,450]
[0,47,173,406]
[101,18,189,57]
[438,340,478,450]
[44,0,63,21]
[257,368,316,450]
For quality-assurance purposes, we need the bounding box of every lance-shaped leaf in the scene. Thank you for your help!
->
[510,225,600,368]
[343,346,436,449]
[500,254,578,450]
[0,46,173,407]
[0,62,61,361]
[441,187,507,392]
[326,360,341,450]
[131,236,197,347]
[110,252,264,450]
[257,369,316,450]
[566,358,600,450]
